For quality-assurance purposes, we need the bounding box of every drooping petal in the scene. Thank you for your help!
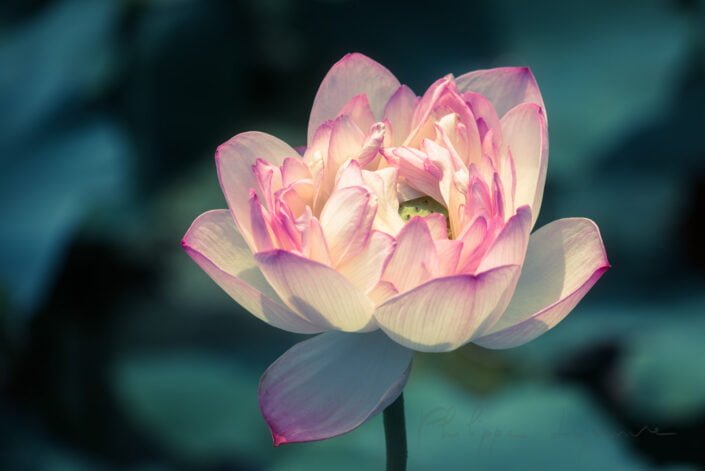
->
[383,85,419,146]
[216,132,298,248]
[474,218,610,349]
[259,330,413,445]
[374,265,519,352]
[182,210,322,334]
[501,103,548,227]
[455,67,545,118]
[255,250,375,332]
[308,53,400,142]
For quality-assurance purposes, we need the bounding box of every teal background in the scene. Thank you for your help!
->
[1,0,704,469]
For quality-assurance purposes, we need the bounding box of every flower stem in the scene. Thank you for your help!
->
[383,392,407,471]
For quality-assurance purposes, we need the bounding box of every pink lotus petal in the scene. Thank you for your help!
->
[308,53,400,142]
[259,330,413,445]
[475,218,610,349]
[375,265,520,352]
[455,67,545,118]
[182,210,322,334]
[383,85,419,146]
[216,132,299,249]
[255,249,375,332]
[501,103,548,228]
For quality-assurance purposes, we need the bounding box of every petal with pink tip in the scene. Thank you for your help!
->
[216,132,299,249]
[455,67,545,118]
[474,218,610,349]
[383,85,419,146]
[308,53,400,142]
[182,210,323,334]
[259,330,413,445]
[375,265,520,352]
[501,103,548,227]
[255,250,375,332]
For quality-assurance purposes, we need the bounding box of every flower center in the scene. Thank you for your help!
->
[398,197,451,236]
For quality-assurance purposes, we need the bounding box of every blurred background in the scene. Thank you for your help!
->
[1,0,704,469]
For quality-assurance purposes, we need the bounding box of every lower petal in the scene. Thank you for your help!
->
[374,265,519,352]
[259,331,413,445]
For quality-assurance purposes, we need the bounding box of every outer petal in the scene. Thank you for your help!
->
[474,218,610,349]
[216,132,299,248]
[501,103,548,227]
[255,250,375,332]
[182,210,322,334]
[259,330,413,445]
[455,67,545,118]
[375,265,519,352]
[308,53,400,142]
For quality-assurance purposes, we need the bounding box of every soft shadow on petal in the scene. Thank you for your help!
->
[182,210,323,334]
[455,66,545,118]
[215,132,299,249]
[374,265,519,352]
[259,330,413,445]
[308,53,400,142]
[474,218,610,349]
[255,249,376,332]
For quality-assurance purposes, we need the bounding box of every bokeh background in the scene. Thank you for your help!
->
[1,0,704,469]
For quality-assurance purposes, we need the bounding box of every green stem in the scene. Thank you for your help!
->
[383,393,407,471]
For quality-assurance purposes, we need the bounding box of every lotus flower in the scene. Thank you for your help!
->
[182,53,609,445]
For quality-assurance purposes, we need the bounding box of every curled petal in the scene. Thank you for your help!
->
[259,331,413,445]
[182,210,322,334]
[216,132,299,249]
[474,218,610,349]
[255,250,375,332]
[455,67,545,118]
[308,53,400,142]
[375,265,520,352]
